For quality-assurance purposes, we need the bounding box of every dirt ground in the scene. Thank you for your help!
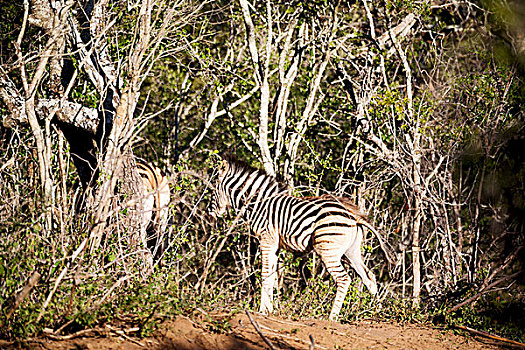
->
[1,312,508,350]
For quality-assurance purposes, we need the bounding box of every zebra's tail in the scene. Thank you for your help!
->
[358,221,396,266]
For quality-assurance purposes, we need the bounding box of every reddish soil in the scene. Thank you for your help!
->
[1,313,506,350]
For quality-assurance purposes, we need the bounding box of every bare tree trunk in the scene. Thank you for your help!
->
[16,0,72,235]
[89,88,148,265]
[390,14,421,307]
[412,192,422,307]
[238,0,275,176]
[273,18,302,162]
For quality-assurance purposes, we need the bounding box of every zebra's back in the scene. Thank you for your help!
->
[254,195,364,253]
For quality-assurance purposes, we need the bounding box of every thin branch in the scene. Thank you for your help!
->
[36,238,88,322]
[5,271,41,322]
[454,324,525,348]
[481,246,523,290]
[245,310,278,350]
[195,206,247,292]
[309,335,315,350]
[239,0,262,85]
[448,271,522,314]
[16,0,30,94]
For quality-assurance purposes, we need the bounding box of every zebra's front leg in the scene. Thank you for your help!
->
[259,242,279,314]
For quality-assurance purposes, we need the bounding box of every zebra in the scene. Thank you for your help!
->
[209,155,393,321]
[137,159,171,259]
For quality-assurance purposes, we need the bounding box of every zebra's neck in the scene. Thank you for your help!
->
[227,167,282,227]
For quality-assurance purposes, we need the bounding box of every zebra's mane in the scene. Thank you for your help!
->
[223,154,287,191]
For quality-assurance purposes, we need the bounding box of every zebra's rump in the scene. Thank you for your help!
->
[307,197,364,244]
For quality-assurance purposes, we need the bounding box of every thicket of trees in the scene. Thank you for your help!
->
[1,0,524,342]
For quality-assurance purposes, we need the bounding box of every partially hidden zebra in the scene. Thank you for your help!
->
[210,156,393,320]
[137,160,171,259]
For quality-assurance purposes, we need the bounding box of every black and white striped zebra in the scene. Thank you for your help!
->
[210,156,392,320]
[137,160,171,259]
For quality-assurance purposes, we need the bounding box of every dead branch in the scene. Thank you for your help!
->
[448,271,522,314]
[37,99,99,134]
[36,238,88,322]
[309,335,315,350]
[454,324,525,348]
[0,69,99,132]
[481,246,523,290]
[42,327,98,340]
[195,207,247,292]
[106,325,144,346]
[245,309,278,350]
[248,319,328,350]
[5,271,41,321]
[42,325,138,341]
[377,13,416,53]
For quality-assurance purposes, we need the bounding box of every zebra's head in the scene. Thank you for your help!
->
[209,159,231,218]
[209,154,283,219]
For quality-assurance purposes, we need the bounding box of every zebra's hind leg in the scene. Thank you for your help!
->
[315,247,351,321]
[344,234,378,295]
[259,241,279,314]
